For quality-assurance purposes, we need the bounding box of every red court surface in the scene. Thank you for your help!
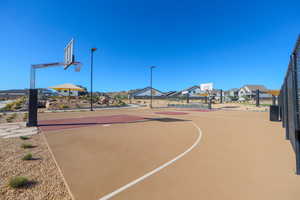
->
[155,111,188,115]
[184,109,212,112]
[38,114,146,132]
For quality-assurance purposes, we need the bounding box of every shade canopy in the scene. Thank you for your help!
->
[49,83,84,91]
[267,90,280,96]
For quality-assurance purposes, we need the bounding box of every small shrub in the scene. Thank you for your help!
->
[22,153,33,160]
[9,176,29,188]
[2,102,13,111]
[20,136,30,140]
[59,104,69,109]
[23,113,28,121]
[6,117,13,123]
[21,143,34,149]
[11,113,17,119]
[119,101,126,106]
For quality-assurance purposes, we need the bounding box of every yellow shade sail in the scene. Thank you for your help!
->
[197,93,209,97]
[267,90,280,96]
[49,83,84,91]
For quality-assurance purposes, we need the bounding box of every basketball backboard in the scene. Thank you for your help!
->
[64,38,74,69]
[200,83,213,91]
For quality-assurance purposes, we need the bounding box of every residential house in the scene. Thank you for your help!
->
[227,88,239,97]
[0,89,28,99]
[173,85,203,97]
[129,87,165,98]
[164,91,177,97]
[238,85,270,100]
[223,88,239,101]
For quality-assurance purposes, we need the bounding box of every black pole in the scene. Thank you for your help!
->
[150,67,152,108]
[220,89,223,103]
[272,95,276,105]
[150,66,155,108]
[208,97,212,110]
[256,89,260,107]
[68,88,71,104]
[187,93,190,104]
[27,89,38,127]
[90,49,94,111]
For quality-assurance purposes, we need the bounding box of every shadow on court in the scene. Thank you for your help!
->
[38,114,190,132]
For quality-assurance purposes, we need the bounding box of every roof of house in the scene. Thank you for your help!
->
[242,85,268,92]
[164,91,177,96]
[173,85,200,96]
[185,85,200,91]
[129,87,164,96]
[0,89,28,94]
[228,88,239,92]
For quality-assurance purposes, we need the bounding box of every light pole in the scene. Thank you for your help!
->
[150,66,156,109]
[90,48,97,111]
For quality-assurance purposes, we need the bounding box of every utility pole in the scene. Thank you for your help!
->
[150,66,156,108]
[90,48,97,111]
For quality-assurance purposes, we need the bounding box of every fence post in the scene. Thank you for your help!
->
[256,89,260,107]
[220,89,223,103]
[272,95,276,105]
[187,93,190,104]
[208,97,212,110]
[27,89,38,127]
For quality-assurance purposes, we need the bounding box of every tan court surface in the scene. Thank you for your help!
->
[40,108,300,200]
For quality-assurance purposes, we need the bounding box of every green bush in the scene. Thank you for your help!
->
[20,136,30,140]
[9,176,29,188]
[11,113,17,119]
[119,101,127,106]
[59,104,69,109]
[6,117,13,123]
[22,153,33,161]
[1,102,13,111]
[21,143,34,149]
[23,113,28,121]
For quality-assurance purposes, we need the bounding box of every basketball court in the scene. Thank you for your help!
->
[39,107,300,200]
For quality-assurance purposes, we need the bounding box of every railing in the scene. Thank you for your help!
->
[278,35,300,174]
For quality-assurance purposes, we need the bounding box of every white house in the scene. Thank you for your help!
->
[173,85,203,97]
[238,85,269,100]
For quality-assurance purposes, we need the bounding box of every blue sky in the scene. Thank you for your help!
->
[1,0,300,92]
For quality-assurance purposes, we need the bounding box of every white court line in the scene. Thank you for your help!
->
[98,121,203,200]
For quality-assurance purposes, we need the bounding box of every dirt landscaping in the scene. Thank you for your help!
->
[0,134,72,200]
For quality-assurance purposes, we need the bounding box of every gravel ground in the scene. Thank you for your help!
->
[0,134,72,200]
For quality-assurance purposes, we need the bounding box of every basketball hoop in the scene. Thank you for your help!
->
[73,62,82,72]
[27,38,83,127]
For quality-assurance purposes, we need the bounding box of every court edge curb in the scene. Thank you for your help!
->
[41,131,76,200]
[97,121,203,200]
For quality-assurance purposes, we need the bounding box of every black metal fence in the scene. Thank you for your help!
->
[278,36,300,174]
